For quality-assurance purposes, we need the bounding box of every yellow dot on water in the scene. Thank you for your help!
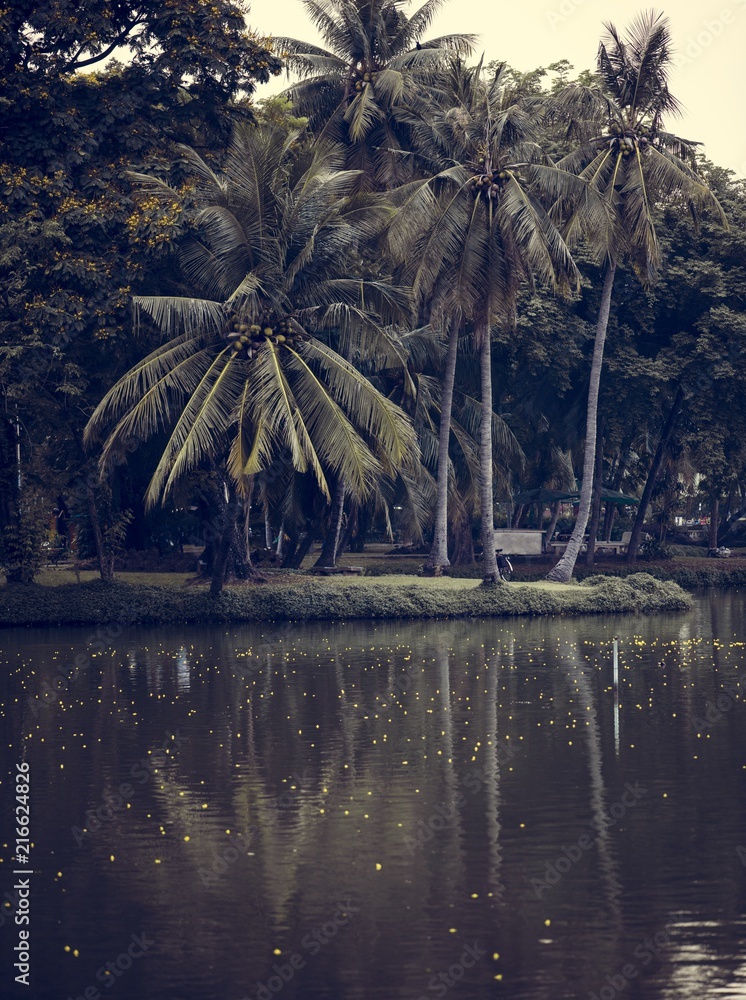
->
[273,948,282,956]
[184,836,190,842]
[73,949,79,958]
[376,863,382,871]
[109,855,115,862]
[201,804,208,809]
[448,927,457,933]
[544,919,551,927]
[493,952,500,960]
[64,945,71,953]
[155,859,161,864]
[470,893,478,899]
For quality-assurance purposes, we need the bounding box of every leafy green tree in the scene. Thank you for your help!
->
[85,124,418,592]
[546,10,726,582]
[0,0,282,574]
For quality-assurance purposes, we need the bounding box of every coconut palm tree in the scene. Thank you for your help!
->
[85,124,418,590]
[389,59,582,582]
[275,0,475,191]
[546,10,727,582]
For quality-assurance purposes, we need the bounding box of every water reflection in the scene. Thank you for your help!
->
[1,597,745,999]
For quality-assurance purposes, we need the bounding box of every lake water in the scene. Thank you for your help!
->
[1,590,745,1000]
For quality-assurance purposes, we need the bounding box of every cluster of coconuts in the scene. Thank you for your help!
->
[351,69,378,92]
[225,313,297,358]
[606,123,650,156]
[468,168,509,199]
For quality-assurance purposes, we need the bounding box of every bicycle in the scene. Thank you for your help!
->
[496,550,513,581]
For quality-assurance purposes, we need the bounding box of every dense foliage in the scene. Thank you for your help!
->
[1,1,744,590]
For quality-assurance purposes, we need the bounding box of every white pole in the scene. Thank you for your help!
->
[15,407,21,491]
[613,636,620,754]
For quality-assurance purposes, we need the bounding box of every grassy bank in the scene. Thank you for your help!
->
[0,573,691,628]
[334,553,746,589]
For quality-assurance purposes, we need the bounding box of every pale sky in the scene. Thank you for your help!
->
[247,0,746,176]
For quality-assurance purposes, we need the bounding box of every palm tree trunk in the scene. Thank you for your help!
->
[708,498,719,550]
[275,520,284,558]
[547,263,616,582]
[336,500,356,557]
[264,505,273,549]
[626,385,685,562]
[86,482,114,584]
[424,320,459,574]
[210,486,240,596]
[314,478,346,568]
[478,310,499,584]
[544,500,562,550]
[585,424,604,565]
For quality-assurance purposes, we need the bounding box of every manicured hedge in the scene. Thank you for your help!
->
[0,573,691,628]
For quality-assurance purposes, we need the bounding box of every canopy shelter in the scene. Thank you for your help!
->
[597,488,640,505]
[517,485,640,505]
[510,488,578,505]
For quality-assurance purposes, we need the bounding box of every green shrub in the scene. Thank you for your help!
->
[0,572,691,628]
[640,539,673,561]
[0,488,49,584]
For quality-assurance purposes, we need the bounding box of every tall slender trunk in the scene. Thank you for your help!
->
[337,499,357,558]
[513,503,525,530]
[603,442,630,540]
[424,319,459,574]
[314,478,346,568]
[585,425,605,565]
[275,520,284,558]
[548,263,616,582]
[86,482,114,583]
[708,498,719,550]
[210,486,240,596]
[264,506,273,548]
[544,500,562,551]
[479,308,499,584]
[449,501,475,565]
[626,385,685,562]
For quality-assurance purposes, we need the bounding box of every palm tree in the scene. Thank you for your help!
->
[275,0,475,190]
[546,10,726,582]
[85,124,418,590]
[389,59,581,582]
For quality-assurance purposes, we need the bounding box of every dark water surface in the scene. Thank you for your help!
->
[1,590,746,1000]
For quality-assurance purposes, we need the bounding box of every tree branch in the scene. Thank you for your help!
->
[64,17,147,72]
